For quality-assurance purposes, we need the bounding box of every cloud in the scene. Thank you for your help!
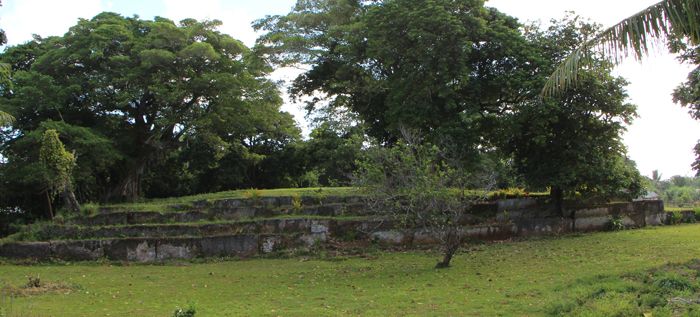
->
[161,0,257,46]
[2,0,103,46]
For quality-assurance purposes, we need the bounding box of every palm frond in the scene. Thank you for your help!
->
[0,110,14,126]
[542,0,700,97]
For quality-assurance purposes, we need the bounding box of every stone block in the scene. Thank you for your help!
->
[157,241,194,260]
[497,198,538,212]
[260,235,282,253]
[198,235,258,257]
[0,242,51,259]
[52,240,105,261]
[682,210,696,223]
[575,216,610,231]
[370,230,406,245]
[127,241,157,262]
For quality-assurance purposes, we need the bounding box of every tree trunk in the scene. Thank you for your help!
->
[61,185,81,214]
[551,186,564,217]
[44,191,54,220]
[107,157,148,202]
[435,228,460,269]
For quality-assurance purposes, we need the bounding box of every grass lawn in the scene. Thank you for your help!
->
[2,224,700,316]
[92,187,360,212]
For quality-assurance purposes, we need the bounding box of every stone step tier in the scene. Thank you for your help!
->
[0,197,669,262]
[71,203,368,226]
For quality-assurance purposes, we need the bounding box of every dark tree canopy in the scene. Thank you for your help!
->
[255,0,536,150]
[503,17,644,210]
[258,2,644,205]
[0,13,300,212]
[0,6,651,224]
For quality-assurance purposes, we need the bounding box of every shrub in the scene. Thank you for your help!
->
[487,188,528,200]
[653,275,694,293]
[80,203,99,217]
[609,216,625,231]
[291,194,303,213]
[25,276,41,288]
[172,305,196,317]
[243,189,263,205]
[354,130,494,269]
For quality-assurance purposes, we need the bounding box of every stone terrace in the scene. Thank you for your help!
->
[0,195,667,262]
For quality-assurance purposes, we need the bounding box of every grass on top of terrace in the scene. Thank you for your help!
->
[1,224,700,316]
[91,187,361,212]
[87,187,548,213]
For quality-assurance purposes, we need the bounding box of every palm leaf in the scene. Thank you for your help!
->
[0,110,14,126]
[542,0,700,97]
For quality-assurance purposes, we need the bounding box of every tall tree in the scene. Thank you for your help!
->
[505,17,644,216]
[0,13,296,202]
[0,0,14,126]
[255,0,535,153]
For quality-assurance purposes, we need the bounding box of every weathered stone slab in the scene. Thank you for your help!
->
[157,240,195,260]
[370,230,408,245]
[52,240,105,261]
[682,210,696,223]
[0,242,51,259]
[198,235,258,257]
[575,216,611,232]
[497,198,538,212]
[576,207,611,218]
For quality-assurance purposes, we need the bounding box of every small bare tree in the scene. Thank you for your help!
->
[355,129,494,268]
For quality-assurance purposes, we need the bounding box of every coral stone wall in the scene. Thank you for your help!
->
[0,197,666,262]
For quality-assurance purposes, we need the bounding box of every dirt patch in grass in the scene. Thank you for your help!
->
[1,276,81,297]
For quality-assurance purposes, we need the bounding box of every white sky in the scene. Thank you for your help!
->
[1,0,698,179]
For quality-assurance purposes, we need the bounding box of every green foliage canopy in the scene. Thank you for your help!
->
[0,13,300,211]
[255,0,535,149]
[503,17,645,205]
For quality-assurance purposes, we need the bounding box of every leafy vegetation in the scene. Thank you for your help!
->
[0,1,697,315]
[541,0,700,175]
[172,305,197,317]
[548,259,700,316]
[355,131,494,268]
[504,16,644,215]
[0,13,307,216]
[672,42,700,174]
[0,1,658,228]
[647,173,700,208]
[100,187,359,212]
[1,224,700,315]
[39,129,80,217]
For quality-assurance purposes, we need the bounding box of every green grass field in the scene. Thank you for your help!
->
[87,187,360,213]
[2,224,700,316]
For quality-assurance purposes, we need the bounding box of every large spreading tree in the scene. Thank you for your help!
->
[503,17,645,215]
[255,0,536,155]
[0,13,299,210]
[258,0,644,203]
[0,0,13,125]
